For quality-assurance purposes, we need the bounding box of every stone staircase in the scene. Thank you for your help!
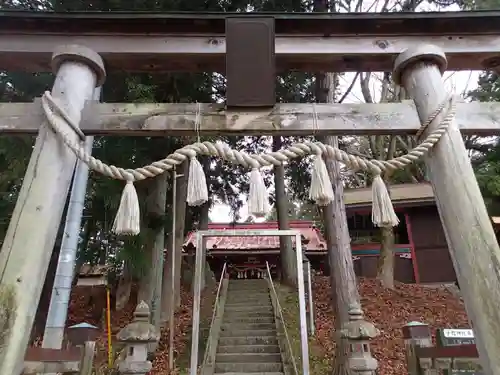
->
[215,279,284,375]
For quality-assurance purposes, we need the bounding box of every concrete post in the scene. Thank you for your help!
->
[402,322,433,375]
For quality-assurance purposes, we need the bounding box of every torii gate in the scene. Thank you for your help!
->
[1,10,500,375]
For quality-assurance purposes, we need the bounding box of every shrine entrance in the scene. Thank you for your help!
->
[227,258,276,279]
[182,221,326,281]
[209,255,279,280]
[189,229,310,375]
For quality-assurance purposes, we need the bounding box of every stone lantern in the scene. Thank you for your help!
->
[340,304,380,375]
[117,301,160,375]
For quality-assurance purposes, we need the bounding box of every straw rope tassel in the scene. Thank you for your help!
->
[112,180,141,235]
[40,90,455,234]
[309,154,335,206]
[187,156,208,206]
[371,174,399,227]
[248,168,270,217]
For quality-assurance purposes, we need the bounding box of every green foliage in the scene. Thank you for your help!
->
[0,0,315,273]
[476,159,500,215]
[469,72,500,102]
[469,73,500,215]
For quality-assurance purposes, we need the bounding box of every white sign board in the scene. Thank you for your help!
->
[442,329,475,338]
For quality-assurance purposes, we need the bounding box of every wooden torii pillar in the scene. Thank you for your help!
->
[0,45,105,374]
[394,45,500,375]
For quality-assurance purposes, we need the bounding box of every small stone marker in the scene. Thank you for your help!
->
[436,329,482,375]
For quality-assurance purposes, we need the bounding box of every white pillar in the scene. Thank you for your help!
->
[42,88,100,352]
[0,45,105,375]
[394,44,500,375]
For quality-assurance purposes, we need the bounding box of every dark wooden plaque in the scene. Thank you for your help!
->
[225,17,276,108]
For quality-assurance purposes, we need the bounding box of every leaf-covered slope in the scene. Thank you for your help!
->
[280,276,470,375]
[313,276,469,375]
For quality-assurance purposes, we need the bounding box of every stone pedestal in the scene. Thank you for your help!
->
[117,301,160,375]
[340,304,379,375]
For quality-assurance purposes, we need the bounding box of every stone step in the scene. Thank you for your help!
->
[228,284,268,291]
[224,311,275,319]
[226,293,271,298]
[224,312,274,318]
[215,372,284,375]
[227,289,269,294]
[216,353,282,363]
[222,322,276,330]
[228,283,268,287]
[225,305,273,313]
[225,303,273,310]
[220,329,277,337]
[226,294,271,300]
[223,316,275,324]
[229,280,268,284]
[215,362,283,373]
[226,293,270,299]
[218,336,278,346]
[225,300,272,306]
[218,344,281,354]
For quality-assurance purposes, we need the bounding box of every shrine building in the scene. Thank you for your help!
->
[183,182,459,284]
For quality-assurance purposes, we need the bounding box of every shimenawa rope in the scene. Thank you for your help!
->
[40,91,456,235]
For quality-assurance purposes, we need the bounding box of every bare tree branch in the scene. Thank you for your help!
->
[386,136,397,161]
[360,72,374,104]
[395,135,410,150]
[338,72,360,104]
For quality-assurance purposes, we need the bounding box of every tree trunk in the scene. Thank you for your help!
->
[319,137,358,375]
[161,161,188,323]
[370,74,400,290]
[377,226,395,289]
[373,175,396,290]
[199,199,210,230]
[116,260,133,311]
[139,173,167,329]
[374,83,413,288]
[272,136,297,287]
[138,223,153,303]
[316,71,360,375]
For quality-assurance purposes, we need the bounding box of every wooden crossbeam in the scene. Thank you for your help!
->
[1,99,500,136]
[1,34,499,73]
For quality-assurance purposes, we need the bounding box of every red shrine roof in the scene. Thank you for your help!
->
[183,221,326,252]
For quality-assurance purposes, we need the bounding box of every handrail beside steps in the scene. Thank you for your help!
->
[202,262,228,372]
[265,261,299,375]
